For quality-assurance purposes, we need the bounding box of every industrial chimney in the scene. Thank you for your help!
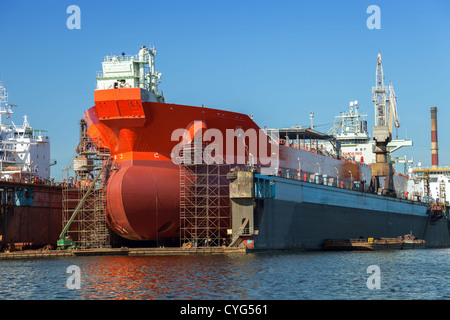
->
[430,107,439,169]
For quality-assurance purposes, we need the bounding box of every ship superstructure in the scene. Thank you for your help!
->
[96,45,164,102]
[326,101,412,167]
[327,101,372,163]
[0,82,52,181]
[408,167,450,203]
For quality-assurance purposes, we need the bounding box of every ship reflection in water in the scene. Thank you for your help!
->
[0,250,449,300]
[77,255,259,300]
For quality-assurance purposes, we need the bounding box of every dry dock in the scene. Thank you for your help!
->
[0,247,247,260]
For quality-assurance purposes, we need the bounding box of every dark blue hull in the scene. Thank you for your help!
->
[230,173,450,250]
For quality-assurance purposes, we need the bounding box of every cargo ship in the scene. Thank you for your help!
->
[84,47,450,248]
[0,82,63,250]
[84,46,370,242]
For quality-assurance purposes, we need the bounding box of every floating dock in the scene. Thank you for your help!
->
[0,247,247,260]
[227,169,450,250]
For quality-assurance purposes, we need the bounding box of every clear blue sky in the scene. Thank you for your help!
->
[1,0,449,179]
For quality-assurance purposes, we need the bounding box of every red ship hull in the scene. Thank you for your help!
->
[86,88,369,242]
[105,161,179,240]
[0,181,65,250]
[85,88,263,241]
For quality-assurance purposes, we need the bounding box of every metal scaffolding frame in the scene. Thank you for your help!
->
[179,143,231,248]
[61,120,112,249]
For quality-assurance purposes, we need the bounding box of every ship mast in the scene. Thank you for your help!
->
[0,82,15,131]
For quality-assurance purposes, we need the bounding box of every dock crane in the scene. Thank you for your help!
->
[370,53,399,196]
[388,82,400,138]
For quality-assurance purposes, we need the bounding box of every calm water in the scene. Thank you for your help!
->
[0,249,448,300]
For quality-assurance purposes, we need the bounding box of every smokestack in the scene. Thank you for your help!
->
[430,106,439,169]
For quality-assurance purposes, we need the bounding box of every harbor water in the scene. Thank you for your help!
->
[0,249,448,300]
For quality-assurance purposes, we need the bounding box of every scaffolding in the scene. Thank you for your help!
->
[61,119,112,249]
[179,143,231,248]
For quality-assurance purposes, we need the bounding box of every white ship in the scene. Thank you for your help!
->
[327,100,412,166]
[326,98,449,207]
[407,166,450,204]
[0,82,53,181]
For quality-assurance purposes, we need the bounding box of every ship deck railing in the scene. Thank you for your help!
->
[4,133,48,141]
[266,166,436,206]
[281,141,371,168]
[102,54,147,63]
